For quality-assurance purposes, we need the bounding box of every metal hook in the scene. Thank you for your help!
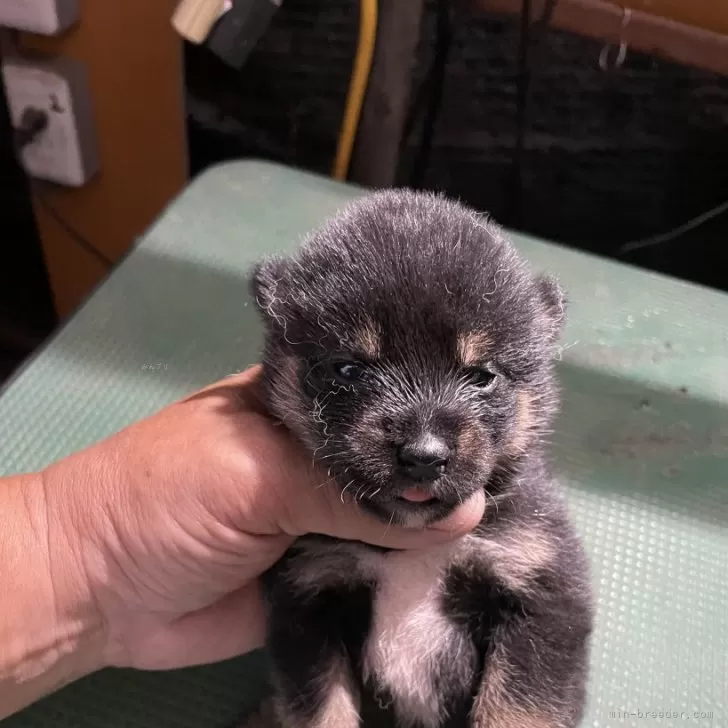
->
[599,7,631,72]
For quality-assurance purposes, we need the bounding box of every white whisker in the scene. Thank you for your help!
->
[340,480,355,504]
[384,511,395,537]
[484,489,500,515]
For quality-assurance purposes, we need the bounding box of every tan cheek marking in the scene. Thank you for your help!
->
[352,318,382,359]
[507,390,536,456]
[457,331,492,366]
[347,402,390,472]
[457,421,486,458]
[471,648,556,728]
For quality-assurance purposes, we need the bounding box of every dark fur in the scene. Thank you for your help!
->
[247,190,593,728]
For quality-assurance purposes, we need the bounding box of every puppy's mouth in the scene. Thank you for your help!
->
[349,474,473,527]
[399,485,439,504]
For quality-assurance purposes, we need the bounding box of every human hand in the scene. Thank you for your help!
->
[42,365,485,673]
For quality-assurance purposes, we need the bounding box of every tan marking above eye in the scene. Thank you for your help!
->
[351,318,382,359]
[457,421,486,455]
[457,331,493,366]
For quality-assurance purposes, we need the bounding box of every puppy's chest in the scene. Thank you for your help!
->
[362,549,478,727]
[286,541,479,727]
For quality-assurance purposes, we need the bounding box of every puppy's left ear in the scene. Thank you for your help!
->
[535,274,567,341]
[249,255,290,322]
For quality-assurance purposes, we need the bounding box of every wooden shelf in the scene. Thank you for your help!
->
[604,1,728,37]
[471,0,728,77]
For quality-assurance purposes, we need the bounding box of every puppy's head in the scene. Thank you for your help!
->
[250,190,565,527]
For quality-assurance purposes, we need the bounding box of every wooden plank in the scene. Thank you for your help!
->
[603,1,728,37]
[471,0,728,78]
[15,0,188,318]
[349,0,426,188]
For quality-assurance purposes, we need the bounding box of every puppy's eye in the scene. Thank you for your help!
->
[331,360,365,383]
[464,366,498,391]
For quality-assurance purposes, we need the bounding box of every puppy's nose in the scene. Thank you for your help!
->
[397,434,450,482]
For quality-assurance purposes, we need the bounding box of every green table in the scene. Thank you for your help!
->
[2,161,726,728]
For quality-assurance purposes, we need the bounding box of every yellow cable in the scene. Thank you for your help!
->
[332,0,378,181]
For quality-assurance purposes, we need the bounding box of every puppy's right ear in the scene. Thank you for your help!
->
[535,273,567,341]
[249,256,289,320]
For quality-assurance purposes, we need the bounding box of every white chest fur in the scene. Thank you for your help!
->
[362,545,477,728]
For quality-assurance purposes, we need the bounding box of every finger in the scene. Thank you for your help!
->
[125,583,268,671]
[180,365,267,412]
[287,481,486,550]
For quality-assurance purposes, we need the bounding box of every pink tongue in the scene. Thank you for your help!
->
[401,486,435,503]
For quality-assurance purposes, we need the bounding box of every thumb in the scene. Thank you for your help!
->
[289,482,486,550]
[114,583,267,670]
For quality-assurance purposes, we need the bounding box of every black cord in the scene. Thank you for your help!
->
[536,0,559,38]
[509,0,559,226]
[408,0,453,189]
[400,3,448,164]
[401,66,433,152]
[11,107,115,268]
[13,107,49,150]
[510,0,533,225]
[33,189,115,269]
[619,199,728,255]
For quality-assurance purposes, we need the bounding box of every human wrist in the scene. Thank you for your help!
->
[0,469,107,718]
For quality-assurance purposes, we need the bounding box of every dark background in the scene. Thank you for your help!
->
[3,0,728,381]
[0,84,56,381]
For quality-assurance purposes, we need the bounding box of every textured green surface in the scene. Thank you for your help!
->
[1,161,726,728]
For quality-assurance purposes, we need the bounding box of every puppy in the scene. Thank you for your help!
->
[246,190,593,728]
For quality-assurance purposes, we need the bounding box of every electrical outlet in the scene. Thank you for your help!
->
[1,57,98,187]
[0,0,78,35]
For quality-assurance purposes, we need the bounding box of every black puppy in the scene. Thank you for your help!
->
[246,190,593,728]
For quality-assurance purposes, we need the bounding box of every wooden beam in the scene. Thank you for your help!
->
[603,1,728,37]
[471,0,728,78]
[349,0,426,188]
